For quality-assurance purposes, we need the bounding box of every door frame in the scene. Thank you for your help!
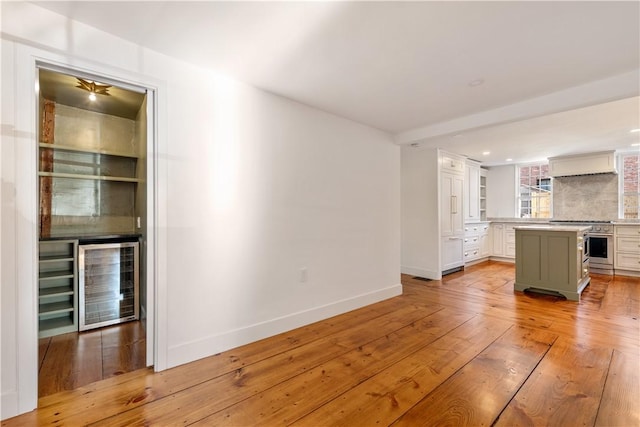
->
[11,43,167,413]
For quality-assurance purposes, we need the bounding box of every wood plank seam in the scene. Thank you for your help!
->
[491,335,558,426]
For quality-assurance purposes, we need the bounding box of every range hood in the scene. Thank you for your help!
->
[548,151,617,177]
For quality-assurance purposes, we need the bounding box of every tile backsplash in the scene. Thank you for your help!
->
[552,174,618,220]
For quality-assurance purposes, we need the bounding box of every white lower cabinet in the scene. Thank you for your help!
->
[464,222,490,264]
[614,225,640,275]
[442,236,465,271]
[490,222,519,261]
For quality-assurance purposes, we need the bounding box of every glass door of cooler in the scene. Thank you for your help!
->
[79,242,139,331]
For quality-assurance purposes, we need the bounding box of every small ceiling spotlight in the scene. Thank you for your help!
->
[88,92,97,102]
[482,151,490,156]
[630,128,640,133]
[505,158,513,162]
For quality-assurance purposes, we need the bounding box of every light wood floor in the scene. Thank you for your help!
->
[4,261,639,426]
[38,321,146,398]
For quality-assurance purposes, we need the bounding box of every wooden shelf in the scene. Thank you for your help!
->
[39,285,74,298]
[39,142,138,159]
[39,270,75,281]
[40,255,74,263]
[38,171,141,183]
[39,240,78,338]
[39,316,76,338]
[39,300,74,315]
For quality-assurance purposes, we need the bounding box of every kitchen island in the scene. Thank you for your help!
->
[514,225,590,301]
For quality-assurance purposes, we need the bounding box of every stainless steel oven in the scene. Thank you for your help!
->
[587,232,613,273]
[550,220,613,274]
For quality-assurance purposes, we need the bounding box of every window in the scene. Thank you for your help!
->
[620,152,640,219]
[518,163,551,218]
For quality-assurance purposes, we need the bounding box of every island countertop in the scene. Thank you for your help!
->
[514,225,590,232]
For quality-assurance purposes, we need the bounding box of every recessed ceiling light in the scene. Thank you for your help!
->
[482,151,490,156]
[506,158,513,162]
[468,78,484,87]
[630,129,640,133]
[632,143,640,147]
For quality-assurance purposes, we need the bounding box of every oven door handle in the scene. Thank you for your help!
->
[588,233,613,237]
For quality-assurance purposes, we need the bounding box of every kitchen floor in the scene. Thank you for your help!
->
[13,262,637,426]
[38,320,146,398]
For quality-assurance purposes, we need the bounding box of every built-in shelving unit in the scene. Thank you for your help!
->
[39,140,141,238]
[38,239,78,338]
[38,142,139,182]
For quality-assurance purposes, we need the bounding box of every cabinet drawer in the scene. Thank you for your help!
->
[464,235,480,246]
[616,226,640,237]
[505,231,516,245]
[464,248,480,260]
[615,252,640,271]
[616,236,640,253]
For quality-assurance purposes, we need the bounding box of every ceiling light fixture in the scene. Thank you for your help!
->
[76,77,111,101]
[632,143,640,147]
[506,158,513,162]
[482,151,490,156]
[630,128,640,133]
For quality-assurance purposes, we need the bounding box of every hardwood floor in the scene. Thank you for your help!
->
[4,261,638,426]
[38,321,146,398]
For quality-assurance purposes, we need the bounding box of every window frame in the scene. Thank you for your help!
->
[517,162,553,219]
[617,151,640,219]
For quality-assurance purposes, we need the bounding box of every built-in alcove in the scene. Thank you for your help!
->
[36,67,149,396]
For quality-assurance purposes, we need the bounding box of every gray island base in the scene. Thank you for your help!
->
[514,225,591,301]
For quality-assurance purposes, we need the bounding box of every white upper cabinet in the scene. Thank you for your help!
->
[465,160,481,221]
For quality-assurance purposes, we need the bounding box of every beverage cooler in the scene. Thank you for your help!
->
[78,241,139,331]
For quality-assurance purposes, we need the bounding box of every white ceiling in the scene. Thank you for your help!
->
[33,1,640,165]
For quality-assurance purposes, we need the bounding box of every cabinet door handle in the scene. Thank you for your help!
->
[451,195,457,214]
[449,237,462,240]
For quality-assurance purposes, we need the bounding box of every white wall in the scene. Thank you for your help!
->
[400,146,441,279]
[1,2,401,419]
[486,165,518,218]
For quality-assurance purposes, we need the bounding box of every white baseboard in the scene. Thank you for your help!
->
[401,265,441,280]
[614,269,640,278]
[166,283,402,369]
[488,256,515,264]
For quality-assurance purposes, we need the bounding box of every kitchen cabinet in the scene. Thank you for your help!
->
[514,226,590,301]
[490,222,517,261]
[465,160,481,221]
[464,222,490,264]
[614,225,640,275]
[38,239,78,338]
[440,151,465,272]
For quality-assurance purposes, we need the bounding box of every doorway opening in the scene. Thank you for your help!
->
[35,65,154,398]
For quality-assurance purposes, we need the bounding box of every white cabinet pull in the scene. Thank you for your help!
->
[451,195,457,214]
